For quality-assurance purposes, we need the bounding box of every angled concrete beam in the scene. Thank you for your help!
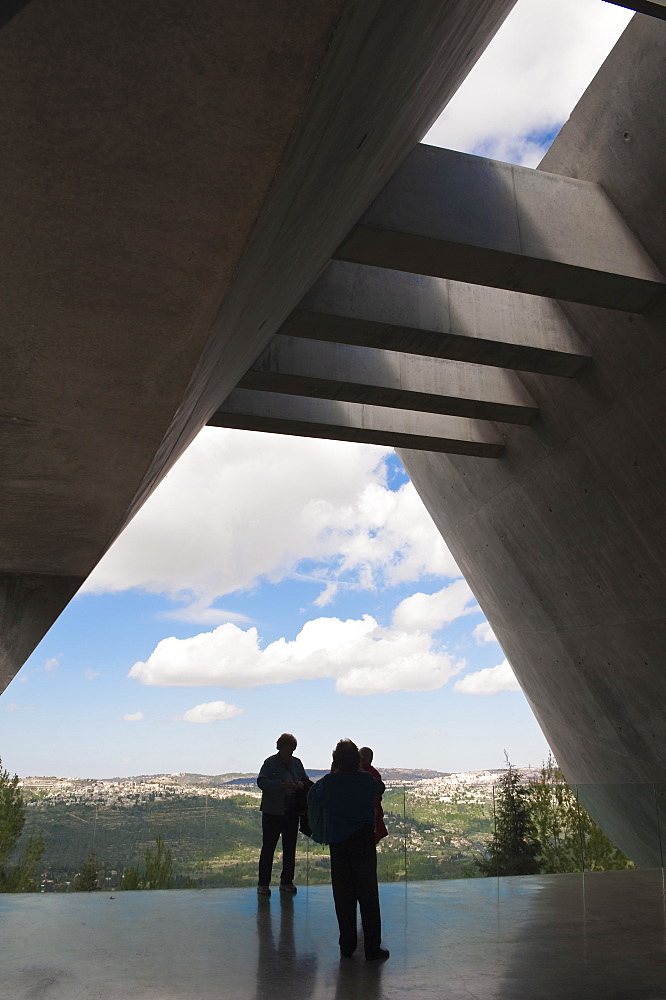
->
[239,334,538,425]
[334,144,665,311]
[605,1,666,19]
[209,389,504,457]
[281,260,590,377]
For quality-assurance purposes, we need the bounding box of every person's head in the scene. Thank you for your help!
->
[276,733,297,760]
[359,746,373,768]
[331,739,360,773]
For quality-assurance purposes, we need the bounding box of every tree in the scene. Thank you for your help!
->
[476,755,540,876]
[0,758,45,892]
[120,835,174,890]
[143,834,174,889]
[529,755,632,873]
[73,851,100,892]
[120,865,142,891]
[0,761,25,867]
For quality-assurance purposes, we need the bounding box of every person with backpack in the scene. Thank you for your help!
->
[307,739,389,961]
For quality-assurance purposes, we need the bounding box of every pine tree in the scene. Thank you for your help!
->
[143,834,174,889]
[120,835,174,890]
[73,851,100,891]
[0,760,25,869]
[0,757,45,892]
[476,755,541,876]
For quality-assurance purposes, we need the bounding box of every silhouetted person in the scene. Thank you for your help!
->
[359,746,388,845]
[309,739,389,961]
[257,733,308,895]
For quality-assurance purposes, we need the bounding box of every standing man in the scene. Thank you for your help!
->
[308,739,389,961]
[257,733,309,896]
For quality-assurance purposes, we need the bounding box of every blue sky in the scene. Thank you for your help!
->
[1,1,632,779]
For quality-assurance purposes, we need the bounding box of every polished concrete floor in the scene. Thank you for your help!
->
[1,870,665,999]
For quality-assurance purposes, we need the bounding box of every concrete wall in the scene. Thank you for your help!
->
[398,15,666,866]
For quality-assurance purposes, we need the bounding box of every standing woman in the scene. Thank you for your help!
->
[309,739,389,961]
[257,733,308,896]
[359,746,388,844]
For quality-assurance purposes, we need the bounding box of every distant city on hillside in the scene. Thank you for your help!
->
[20,767,540,797]
[19,767,542,806]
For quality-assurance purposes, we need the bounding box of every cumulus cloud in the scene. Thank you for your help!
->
[3,702,35,712]
[179,701,244,724]
[454,659,521,696]
[473,622,498,646]
[128,585,473,696]
[424,0,632,165]
[392,579,476,633]
[43,655,61,673]
[85,429,457,621]
[123,711,145,722]
[84,669,100,680]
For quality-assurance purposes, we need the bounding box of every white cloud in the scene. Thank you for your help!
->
[473,622,498,646]
[180,701,244,724]
[85,429,458,620]
[123,711,145,722]
[424,0,632,165]
[454,659,521,696]
[3,702,35,712]
[43,655,61,673]
[128,585,473,696]
[160,604,251,626]
[84,669,100,680]
[392,579,476,633]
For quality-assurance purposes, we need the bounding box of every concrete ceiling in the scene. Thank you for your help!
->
[0,0,516,689]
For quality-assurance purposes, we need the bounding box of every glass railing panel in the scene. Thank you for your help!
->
[298,835,331,886]
[20,774,660,895]
[576,784,662,873]
[395,780,494,883]
[377,783,410,883]
[20,777,278,893]
[654,784,665,870]
[386,775,659,884]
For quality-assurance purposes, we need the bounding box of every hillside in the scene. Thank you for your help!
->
[17,769,494,891]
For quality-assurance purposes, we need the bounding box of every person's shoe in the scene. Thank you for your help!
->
[279,882,297,893]
[365,949,390,962]
[257,885,271,896]
[340,949,355,959]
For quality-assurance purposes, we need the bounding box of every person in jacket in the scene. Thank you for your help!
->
[256,732,309,896]
[308,739,389,961]
[359,746,388,844]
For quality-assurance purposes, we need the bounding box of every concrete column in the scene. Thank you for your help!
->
[0,574,83,690]
[398,16,666,866]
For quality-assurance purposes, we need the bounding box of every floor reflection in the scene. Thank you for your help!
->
[1,873,665,999]
[255,893,318,1000]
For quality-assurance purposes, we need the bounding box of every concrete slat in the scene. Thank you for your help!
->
[334,144,665,311]
[209,389,505,457]
[239,334,538,425]
[281,260,590,377]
